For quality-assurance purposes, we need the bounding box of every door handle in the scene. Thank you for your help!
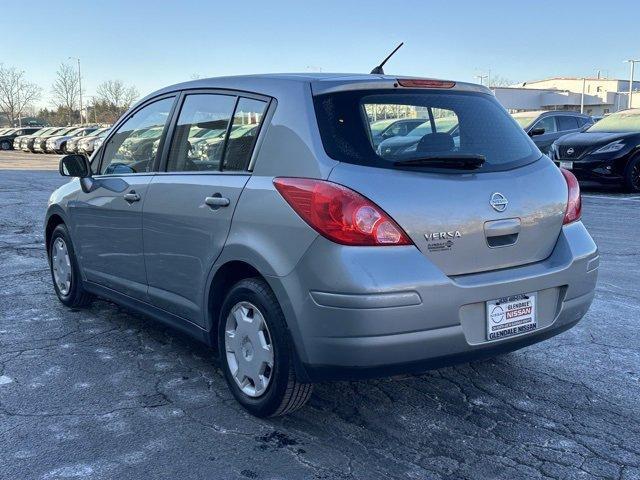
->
[205,194,230,209]
[123,191,141,203]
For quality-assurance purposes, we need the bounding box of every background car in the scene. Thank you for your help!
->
[550,108,640,192]
[377,117,460,156]
[0,127,41,150]
[368,118,426,148]
[78,128,110,155]
[511,110,593,155]
[33,127,76,153]
[16,127,53,150]
[21,127,59,151]
[66,127,106,153]
[45,126,98,154]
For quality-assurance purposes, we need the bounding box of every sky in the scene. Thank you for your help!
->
[4,0,640,108]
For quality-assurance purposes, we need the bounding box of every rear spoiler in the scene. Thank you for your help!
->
[311,76,493,96]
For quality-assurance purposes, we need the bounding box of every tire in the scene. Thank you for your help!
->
[0,140,11,150]
[623,154,640,193]
[48,224,93,308]
[218,278,313,417]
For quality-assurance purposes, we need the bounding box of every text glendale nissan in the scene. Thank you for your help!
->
[45,74,598,417]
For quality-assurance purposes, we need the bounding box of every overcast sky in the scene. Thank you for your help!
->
[5,0,639,108]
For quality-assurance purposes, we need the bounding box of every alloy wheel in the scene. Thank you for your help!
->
[224,301,274,398]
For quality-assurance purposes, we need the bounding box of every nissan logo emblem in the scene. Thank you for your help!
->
[490,192,508,212]
[567,148,575,156]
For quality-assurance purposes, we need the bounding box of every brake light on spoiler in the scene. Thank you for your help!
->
[397,79,456,88]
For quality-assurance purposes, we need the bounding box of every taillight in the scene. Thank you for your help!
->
[561,168,581,224]
[273,178,412,246]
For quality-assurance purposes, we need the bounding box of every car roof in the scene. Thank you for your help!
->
[138,73,492,106]
[512,110,590,118]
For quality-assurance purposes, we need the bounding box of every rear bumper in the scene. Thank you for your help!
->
[269,221,598,382]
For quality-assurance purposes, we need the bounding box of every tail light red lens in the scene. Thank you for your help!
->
[397,79,456,88]
[561,168,582,224]
[273,178,412,246]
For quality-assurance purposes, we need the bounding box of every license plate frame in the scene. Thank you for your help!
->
[486,293,537,341]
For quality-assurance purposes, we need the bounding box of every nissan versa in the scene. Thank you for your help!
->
[45,74,598,417]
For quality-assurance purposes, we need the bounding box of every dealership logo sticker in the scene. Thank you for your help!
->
[425,231,461,252]
[490,192,508,212]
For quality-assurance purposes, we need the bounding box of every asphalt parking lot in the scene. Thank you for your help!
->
[1,151,639,480]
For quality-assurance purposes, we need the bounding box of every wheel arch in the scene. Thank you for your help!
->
[44,209,68,257]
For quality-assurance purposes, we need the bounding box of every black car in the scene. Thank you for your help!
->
[550,109,640,192]
[0,127,41,150]
[512,111,593,155]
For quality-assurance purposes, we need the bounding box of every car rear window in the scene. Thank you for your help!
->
[313,89,540,173]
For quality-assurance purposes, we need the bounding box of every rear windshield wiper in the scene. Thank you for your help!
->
[393,154,485,170]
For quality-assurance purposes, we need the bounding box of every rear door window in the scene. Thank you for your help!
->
[314,89,539,172]
[166,93,236,172]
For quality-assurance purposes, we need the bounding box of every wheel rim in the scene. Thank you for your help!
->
[51,237,72,296]
[224,301,274,398]
[1,141,9,150]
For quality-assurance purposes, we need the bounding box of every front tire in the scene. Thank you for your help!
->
[623,154,640,193]
[218,278,313,417]
[0,140,11,150]
[49,224,93,308]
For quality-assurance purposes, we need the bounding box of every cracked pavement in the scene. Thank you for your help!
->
[0,154,639,480]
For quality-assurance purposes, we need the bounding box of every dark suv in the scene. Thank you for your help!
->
[511,111,593,155]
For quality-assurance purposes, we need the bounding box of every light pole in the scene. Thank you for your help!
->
[475,74,488,86]
[69,57,83,124]
[624,59,639,109]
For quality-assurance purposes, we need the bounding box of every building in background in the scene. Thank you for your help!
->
[493,77,640,115]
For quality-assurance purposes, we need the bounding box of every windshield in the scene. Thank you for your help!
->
[314,89,539,172]
[587,109,640,133]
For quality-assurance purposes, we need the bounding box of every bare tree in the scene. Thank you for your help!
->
[0,65,42,126]
[96,80,139,110]
[489,75,515,88]
[51,63,80,124]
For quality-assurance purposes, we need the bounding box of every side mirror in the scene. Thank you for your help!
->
[528,127,546,137]
[59,154,91,178]
[59,154,95,193]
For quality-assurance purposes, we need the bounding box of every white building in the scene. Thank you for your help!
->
[492,77,640,116]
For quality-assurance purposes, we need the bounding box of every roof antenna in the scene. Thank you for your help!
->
[370,42,404,75]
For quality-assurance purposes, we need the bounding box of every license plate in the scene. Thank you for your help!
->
[559,161,573,169]
[486,293,537,341]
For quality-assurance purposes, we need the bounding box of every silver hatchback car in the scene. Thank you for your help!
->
[46,74,598,417]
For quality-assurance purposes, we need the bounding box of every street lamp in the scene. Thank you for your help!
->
[68,57,83,124]
[624,59,640,109]
[475,74,488,86]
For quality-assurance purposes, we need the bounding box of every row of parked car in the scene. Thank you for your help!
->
[0,125,110,155]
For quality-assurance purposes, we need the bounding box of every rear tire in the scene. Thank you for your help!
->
[218,278,313,417]
[623,154,640,193]
[49,224,93,308]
